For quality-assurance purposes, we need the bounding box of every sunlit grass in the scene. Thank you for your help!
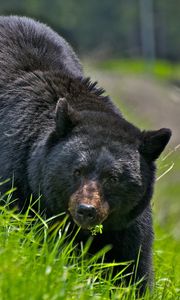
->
[0,201,141,300]
[0,179,179,300]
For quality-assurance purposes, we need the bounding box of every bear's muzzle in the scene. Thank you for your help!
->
[68,180,109,229]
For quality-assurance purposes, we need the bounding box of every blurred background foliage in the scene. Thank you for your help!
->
[0,0,180,61]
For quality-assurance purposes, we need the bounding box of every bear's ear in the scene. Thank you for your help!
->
[46,98,80,148]
[55,97,80,137]
[140,128,172,161]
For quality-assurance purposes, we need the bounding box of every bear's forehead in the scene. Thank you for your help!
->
[96,146,141,173]
[66,135,139,153]
[66,138,140,170]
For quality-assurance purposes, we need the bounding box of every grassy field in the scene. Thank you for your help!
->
[0,61,179,299]
[0,196,179,300]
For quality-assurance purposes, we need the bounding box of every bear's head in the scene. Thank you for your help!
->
[39,98,171,230]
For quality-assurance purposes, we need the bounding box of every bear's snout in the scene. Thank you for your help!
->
[68,180,110,229]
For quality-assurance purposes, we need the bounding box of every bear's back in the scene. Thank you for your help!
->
[0,16,83,84]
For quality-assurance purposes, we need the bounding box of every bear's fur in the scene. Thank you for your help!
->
[0,16,171,293]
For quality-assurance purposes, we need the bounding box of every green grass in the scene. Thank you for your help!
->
[0,204,140,300]
[97,59,180,81]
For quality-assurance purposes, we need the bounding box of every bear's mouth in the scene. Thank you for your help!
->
[72,217,97,230]
[72,216,104,235]
[69,205,102,230]
[71,213,105,232]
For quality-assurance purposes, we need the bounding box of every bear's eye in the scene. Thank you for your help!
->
[73,169,81,177]
[103,175,119,187]
[109,176,118,184]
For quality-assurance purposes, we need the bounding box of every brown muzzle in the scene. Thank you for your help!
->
[68,180,109,229]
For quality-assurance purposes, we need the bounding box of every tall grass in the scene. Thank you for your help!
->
[0,201,137,300]
[0,183,179,299]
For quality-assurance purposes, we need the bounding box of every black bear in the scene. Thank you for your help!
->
[0,16,171,293]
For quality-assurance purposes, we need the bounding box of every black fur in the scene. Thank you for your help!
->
[0,16,171,293]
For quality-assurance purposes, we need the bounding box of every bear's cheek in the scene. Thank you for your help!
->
[68,181,110,229]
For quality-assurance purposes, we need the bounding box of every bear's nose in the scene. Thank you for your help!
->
[76,204,97,222]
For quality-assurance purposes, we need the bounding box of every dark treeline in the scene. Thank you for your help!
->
[0,0,179,61]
